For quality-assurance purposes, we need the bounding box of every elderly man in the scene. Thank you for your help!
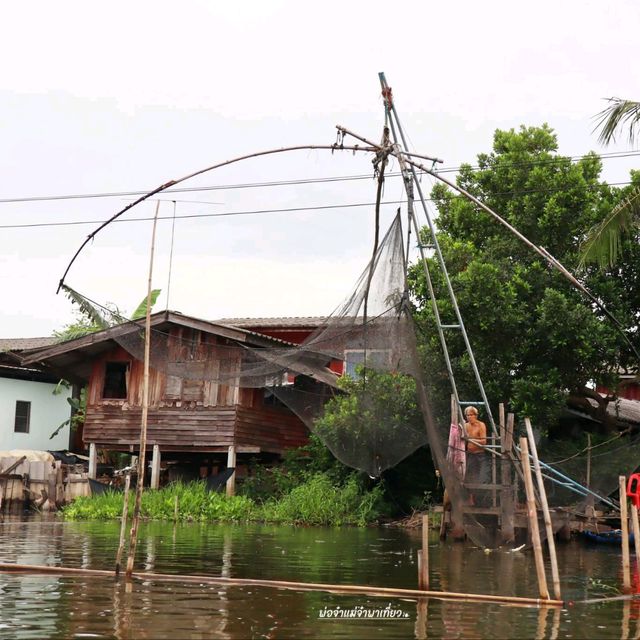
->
[464,406,490,505]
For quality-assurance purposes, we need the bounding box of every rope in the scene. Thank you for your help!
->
[547,429,630,465]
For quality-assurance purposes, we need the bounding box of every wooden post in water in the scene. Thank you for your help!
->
[88,443,97,479]
[55,461,63,506]
[525,418,561,600]
[225,446,236,497]
[448,394,465,541]
[419,513,429,590]
[174,495,179,522]
[500,405,515,543]
[150,445,161,490]
[125,201,161,580]
[509,413,519,503]
[620,475,632,593]
[45,469,57,512]
[520,437,549,600]
[115,474,131,576]
[630,503,640,564]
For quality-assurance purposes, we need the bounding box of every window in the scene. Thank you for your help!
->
[14,400,31,433]
[344,349,390,377]
[103,362,130,399]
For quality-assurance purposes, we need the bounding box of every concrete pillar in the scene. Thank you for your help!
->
[88,443,97,479]
[225,445,236,497]
[150,444,161,490]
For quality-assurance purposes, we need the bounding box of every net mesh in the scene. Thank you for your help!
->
[67,213,434,478]
[62,210,632,549]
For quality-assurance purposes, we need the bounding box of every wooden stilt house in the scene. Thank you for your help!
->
[22,312,320,480]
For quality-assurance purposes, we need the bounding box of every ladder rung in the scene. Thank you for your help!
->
[459,401,486,405]
[440,324,461,329]
[417,243,435,249]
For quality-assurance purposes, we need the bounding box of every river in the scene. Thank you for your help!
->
[0,515,637,639]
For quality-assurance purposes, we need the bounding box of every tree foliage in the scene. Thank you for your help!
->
[410,125,640,430]
[580,97,640,268]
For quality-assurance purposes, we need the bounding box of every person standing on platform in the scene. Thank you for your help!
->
[464,406,489,505]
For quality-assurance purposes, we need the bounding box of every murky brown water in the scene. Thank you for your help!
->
[0,515,639,639]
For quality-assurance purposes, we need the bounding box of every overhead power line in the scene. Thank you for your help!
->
[0,180,635,230]
[0,150,637,205]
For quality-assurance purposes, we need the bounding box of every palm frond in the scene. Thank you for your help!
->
[594,98,640,146]
[60,284,111,330]
[579,188,640,269]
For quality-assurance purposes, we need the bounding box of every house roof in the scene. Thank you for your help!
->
[20,310,299,383]
[216,317,327,329]
[596,396,640,425]
[568,394,640,426]
[0,337,58,353]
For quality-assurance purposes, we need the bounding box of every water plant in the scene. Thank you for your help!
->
[62,475,382,527]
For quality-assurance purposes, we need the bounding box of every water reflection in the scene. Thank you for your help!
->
[0,515,638,638]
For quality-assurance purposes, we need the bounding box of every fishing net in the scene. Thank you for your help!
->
[63,213,437,479]
[63,210,606,550]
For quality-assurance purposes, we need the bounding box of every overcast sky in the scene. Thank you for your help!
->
[1,0,638,337]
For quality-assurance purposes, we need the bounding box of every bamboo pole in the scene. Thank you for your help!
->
[500,407,515,543]
[174,495,179,522]
[115,474,131,576]
[125,201,161,580]
[0,562,564,607]
[631,503,640,563]
[525,418,561,600]
[520,437,550,600]
[420,513,430,590]
[58,143,379,291]
[620,475,632,593]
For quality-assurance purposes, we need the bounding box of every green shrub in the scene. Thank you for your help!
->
[261,474,383,526]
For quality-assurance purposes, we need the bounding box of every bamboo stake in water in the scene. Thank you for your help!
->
[115,474,131,576]
[525,418,561,600]
[520,437,549,600]
[631,503,640,564]
[174,495,179,522]
[420,514,430,590]
[125,201,161,579]
[620,475,632,593]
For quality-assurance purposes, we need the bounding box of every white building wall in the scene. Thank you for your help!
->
[0,378,72,451]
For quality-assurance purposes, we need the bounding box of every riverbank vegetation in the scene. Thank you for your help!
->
[63,469,384,526]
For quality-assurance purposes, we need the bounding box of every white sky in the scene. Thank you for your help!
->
[1,0,638,337]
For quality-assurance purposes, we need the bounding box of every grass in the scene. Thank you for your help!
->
[62,474,383,527]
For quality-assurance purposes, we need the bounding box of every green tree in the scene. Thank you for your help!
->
[580,98,640,268]
[410,125,639,430]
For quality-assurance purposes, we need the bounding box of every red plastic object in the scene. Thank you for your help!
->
[627,474,640,508]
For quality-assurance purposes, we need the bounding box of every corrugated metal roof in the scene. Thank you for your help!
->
[216,317,327,328]
[0,337,58,353]
[600,396,640,424]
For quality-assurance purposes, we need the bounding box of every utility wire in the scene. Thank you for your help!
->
[0,150,637,205]
[1,180,635,230]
